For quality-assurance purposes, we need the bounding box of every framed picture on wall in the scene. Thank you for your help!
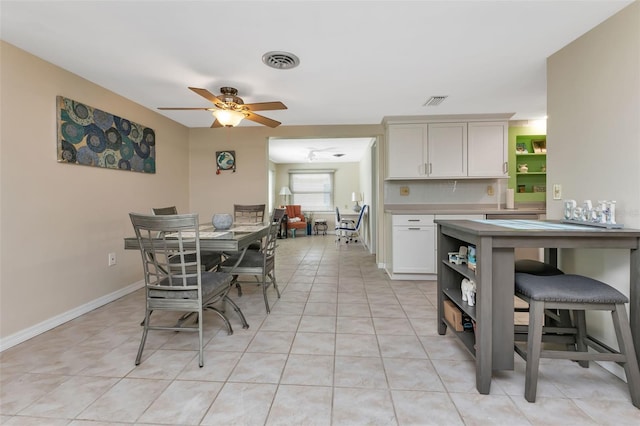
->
[532,139,546,153]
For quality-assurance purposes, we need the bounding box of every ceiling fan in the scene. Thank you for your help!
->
[306,146,341,162]
[158,87,287,128]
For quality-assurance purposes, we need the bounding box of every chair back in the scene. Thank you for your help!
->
[272,207,286,224]
[129,213,202,295]
[285,205,303,219]
[263,208,285,269]
[353,205,368,229]
[152,206,178,215]
[234,204,266,224]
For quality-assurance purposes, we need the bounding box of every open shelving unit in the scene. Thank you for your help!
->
[512,134,546,203]
[438,244,478,356]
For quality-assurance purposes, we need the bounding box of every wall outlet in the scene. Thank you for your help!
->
[486,185,494,196]
[108,252,116,266]
[400,186,410,196]
[553,184,562,200]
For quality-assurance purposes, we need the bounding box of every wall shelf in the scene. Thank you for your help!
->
[511,134,547,203]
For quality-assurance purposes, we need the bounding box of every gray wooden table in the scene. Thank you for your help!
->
[124,223,270,253]
[436,219,640,394]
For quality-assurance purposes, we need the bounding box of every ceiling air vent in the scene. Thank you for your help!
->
[423,96,448,106]
[262,51,300,70]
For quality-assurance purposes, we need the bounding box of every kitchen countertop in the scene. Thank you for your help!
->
[384,203,546,215]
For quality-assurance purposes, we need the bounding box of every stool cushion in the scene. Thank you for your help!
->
[515,273,629,304]
[515,259,563,276]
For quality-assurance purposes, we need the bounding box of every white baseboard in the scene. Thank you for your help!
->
[0,280,144,352]
[386,270,437,281]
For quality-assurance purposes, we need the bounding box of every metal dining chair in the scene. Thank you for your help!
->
[129,213,248,367]
[218,208,285,313]
[152,206,222,271]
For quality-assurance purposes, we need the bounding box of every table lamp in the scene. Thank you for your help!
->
[352,192,362,212]
[279,186,292,206]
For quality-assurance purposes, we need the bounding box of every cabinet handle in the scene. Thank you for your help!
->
[503,161,508,174]
[407,227,421,230]
[423,163,427,175]
[429,163,433,175]
[408,219,420,222]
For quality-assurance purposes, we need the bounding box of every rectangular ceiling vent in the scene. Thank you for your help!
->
[423,96,448,106]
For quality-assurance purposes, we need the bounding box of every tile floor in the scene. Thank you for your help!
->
[1,235,639,425]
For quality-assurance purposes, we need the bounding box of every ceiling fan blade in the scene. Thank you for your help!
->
[245,111,281,128]
[188,87,222,105]
[211,119,223,128]
[158,107,213,110]
[243,101,287,112]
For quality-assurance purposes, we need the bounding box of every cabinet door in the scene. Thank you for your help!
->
[387,124,426,178]
[392,226,436,273]
[427,122,467,177]
[467,121,508,177]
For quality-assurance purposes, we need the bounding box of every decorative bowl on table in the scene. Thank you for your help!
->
[212,213,233,230]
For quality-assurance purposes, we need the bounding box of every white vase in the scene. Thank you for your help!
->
[212,213,233,230]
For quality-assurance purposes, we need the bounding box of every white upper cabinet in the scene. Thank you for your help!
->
[467,121,508,177]
[386,122,467,179]
[427,122,467,177]
[386,118,508,179]
[387,124,426,178]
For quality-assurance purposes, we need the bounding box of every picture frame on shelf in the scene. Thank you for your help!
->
[518,184,526,193]
[533,185,546,193]
[532,139,546,153]
[516,142,528,153]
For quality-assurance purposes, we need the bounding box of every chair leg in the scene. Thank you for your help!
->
[232,275,242,297]
[525,300,545,403]
[224,295,249,329]
[197,306,204,367]
[135,310,151,365]
[204,305,233,336]
[611,304,640,408]
[271,272,281,299]
[573,310,589,368]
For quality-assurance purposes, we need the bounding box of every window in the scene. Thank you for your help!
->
[289,170,334,212]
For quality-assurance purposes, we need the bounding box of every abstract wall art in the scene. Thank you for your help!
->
[216,150,236,174]
[57,96,156,173]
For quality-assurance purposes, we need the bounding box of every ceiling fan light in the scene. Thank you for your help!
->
[212,109,245,127]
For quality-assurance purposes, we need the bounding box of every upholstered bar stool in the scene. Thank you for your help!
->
[514,259,569,334]
[514,272,640,408]
[515,259,564,276]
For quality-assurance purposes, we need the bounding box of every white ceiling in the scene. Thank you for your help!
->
[269,137,373,163]
[1,0,632,163]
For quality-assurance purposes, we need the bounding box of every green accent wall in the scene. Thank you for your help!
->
[508,127,547,204]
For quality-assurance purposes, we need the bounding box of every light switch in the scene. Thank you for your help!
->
[400,186,410,196]
[553,184,562,200]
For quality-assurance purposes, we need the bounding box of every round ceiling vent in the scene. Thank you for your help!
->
[262,51,300,70]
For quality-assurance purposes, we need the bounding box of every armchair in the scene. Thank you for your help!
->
[284,205,306,237]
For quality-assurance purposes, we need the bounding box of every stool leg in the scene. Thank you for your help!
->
[611,304,640,408]
[573,310,589,368]
[525,300,545,403]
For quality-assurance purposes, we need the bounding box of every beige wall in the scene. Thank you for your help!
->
[0,44,382,347]
[0,42,191,344]
[187,125,382,236]
[547,1,639,374]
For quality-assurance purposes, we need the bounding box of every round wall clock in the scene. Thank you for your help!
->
[216,150,236,174]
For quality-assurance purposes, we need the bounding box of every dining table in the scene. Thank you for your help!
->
[124,222,270,260]
[436,218,640,395]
